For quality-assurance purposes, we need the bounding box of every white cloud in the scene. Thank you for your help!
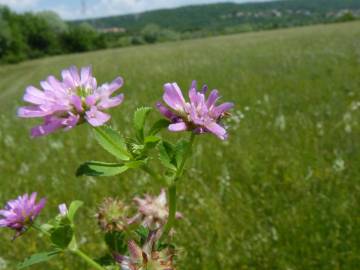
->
[0,0,40,9]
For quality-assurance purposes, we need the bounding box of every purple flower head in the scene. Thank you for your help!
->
[18,66,124,137]
[156,81,234,140]
[0,192,46,236]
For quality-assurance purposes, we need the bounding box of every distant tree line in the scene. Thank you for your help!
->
[0,0,359,64]
[74,0,360,33]
[0,6,106,63]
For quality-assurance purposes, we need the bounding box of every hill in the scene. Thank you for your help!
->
[0,21,359,269]
[73,0,360,33]
[2,0,360,64]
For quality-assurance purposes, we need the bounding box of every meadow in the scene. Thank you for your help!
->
[0,21,359,269]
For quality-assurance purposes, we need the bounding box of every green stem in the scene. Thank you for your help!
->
[72,249,106,270]
[163,132,196,237]
[175,132,196,180]
[163,183,177,236]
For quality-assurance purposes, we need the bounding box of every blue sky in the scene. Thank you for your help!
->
[0,0,273,20]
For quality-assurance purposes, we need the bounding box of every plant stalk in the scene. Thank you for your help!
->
[163,132,196,237]
[72,249,106,270]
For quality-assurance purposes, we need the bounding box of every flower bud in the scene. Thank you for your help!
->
[96,198,130,232]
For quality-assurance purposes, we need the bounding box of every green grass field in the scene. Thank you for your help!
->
[0,21,359,270]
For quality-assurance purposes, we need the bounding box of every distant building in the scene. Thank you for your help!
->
[99,27,127,33]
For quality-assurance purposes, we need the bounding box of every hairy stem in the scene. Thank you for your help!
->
[163,183,177,237]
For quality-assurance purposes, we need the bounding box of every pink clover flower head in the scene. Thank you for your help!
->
[0,192,46,236]
[129,189,182,230]
[18,65,124,137]
[156,80,234,140]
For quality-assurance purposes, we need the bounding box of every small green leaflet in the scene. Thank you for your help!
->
[76,160,146,177]
[175,140,190,168]
[76,161,129,176]
[67,200,83,223]
[50,225,74,249]
[94,126,130,161]
[133,107,152,142]
[17,250,61,269]
[149,119,170,135]
[158,141,177,171]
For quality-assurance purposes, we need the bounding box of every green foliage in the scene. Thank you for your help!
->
[74,0,360,35]
[158,141,177,171]
[67,201,84,223]
[174,140,190,169]
[104,231,127,253]
[133,107,153,141]
[1,22,360,269]
[337,11,356,22]
[94,126,130,161]
[76,161,129,177]
[17,250,61,269]
[78,111,164,177]
[76,160,146,177]
[2,0,360,63]
[149,119,170,135]
[135,226,150,246]
[37,11,68,33]
[46,201,82,251]
[61,23,105,53]
[50,224,73,249]
[0,7,105,63]
[141,24,162,44]
[158,140,191,173]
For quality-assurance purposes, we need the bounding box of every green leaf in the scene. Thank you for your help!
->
[125,160,146,169]
[133,107,152,141]
[156,242,176,252]
[94,126,130,161]
[17,250,61,269]
[158,141,177,171]
[104,231,127,253]
[175,140,190,168]
[68,200,84,223]
[94,254,116,267]
[149,119,170,135]
[40,223,54,233]
[144,135,161,144]
[76,161,129,177]
[50,224,74,249]
[136,226,150,246]
[144,135,161,150]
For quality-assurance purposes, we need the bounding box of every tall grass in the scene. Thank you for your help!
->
[0,21,359,269]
